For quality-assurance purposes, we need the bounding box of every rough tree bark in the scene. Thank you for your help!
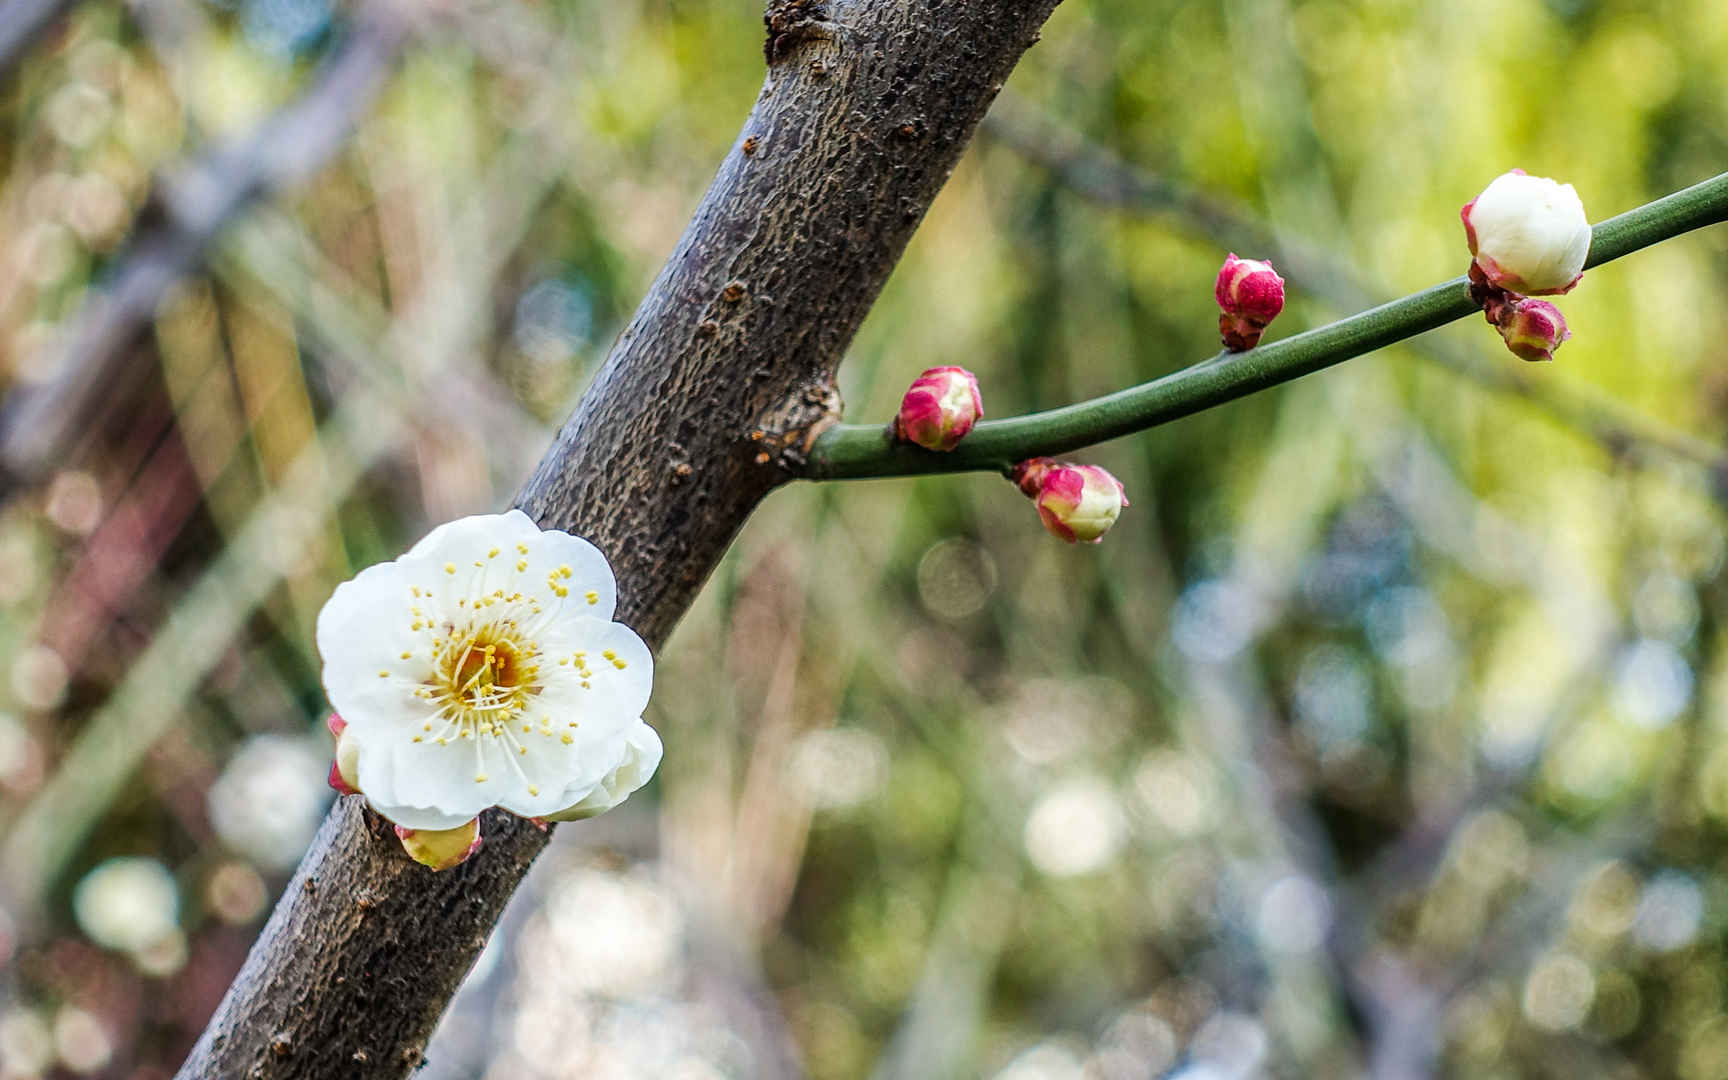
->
[175,1,1064,1076]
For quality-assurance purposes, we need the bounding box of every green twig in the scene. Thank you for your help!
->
[977,102,1728,486]
[802,171,1728,481]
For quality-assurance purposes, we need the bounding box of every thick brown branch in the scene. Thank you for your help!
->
[176,1,1062,1076]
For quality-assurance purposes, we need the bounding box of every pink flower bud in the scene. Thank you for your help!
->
[325,712,360,796]
[1461,170,1590,296]
[894,366,983,452]
[1496,299,1570,363]
[1215,253,1285,352]
[394,819,483,871]
[1012,458,1129,544]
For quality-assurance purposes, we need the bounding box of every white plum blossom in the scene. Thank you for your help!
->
[317,510,660,832]
[1461,171,1592,296]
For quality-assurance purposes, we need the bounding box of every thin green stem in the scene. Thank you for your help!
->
[803,171,1728,481]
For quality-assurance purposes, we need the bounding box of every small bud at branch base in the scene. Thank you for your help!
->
[1214,254,1285,352]
[1013,458,1130,544]
[1496,299,1570,363]
[894,366,983,452]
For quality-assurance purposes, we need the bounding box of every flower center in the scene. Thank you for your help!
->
[426,622,541,734]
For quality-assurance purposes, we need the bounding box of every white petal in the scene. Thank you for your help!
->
[488,697,640,818]
[537,618,654,722]
[395,510,617,623]
[545,720,664,821]
[317,561,438,755]
[366,799,477,832]
[402,511,520,563]
[364,735,500,827]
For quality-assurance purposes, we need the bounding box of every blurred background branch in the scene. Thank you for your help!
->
[0,0,79,80]
[0,1,409,489]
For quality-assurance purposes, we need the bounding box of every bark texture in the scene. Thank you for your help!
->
[176,1,1062,1076]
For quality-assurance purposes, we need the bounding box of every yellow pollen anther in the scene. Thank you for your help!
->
[517,543,529,555]
[378,671,389,678]
[585,591,599,604]
[518,746,527,755]
[412,621,423,631]
[558,565,573,579]
[516,560,528,572]
[561,733,573,744]
[528,785,539,795]
[445,563,456,574]
[602,650,616,660]
[613,660,627,669]
[400,651,412,660]
[488,548,500,558]
[436,737,447,745]
[475,775,487,783]
[412,736,423,743]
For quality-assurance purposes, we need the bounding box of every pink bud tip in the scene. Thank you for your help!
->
[326,715,361,796]
[394,819,484,871]
[1214,254,1286,351]
[1495,299,1570,363]
[894,366,983,452]
[1012,458,1129,544]
[327,759,360,797]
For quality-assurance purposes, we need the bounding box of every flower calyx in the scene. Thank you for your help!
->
[394,820,483,871]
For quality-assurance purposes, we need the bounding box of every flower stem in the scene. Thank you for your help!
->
[802,171,1728,481]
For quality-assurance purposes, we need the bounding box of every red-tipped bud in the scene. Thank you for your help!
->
[894,366,983,452]
[1215,253,1285,351]
[394,819,483,871]
[1496,299,1570,363]
[1461,170,1590,296]
[1012,458,1129,544]
[325,713,360,796]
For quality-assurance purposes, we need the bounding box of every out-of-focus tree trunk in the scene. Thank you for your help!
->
[174,1,1064,1076]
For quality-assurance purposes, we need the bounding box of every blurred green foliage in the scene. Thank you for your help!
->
[3,0,1728,1077]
